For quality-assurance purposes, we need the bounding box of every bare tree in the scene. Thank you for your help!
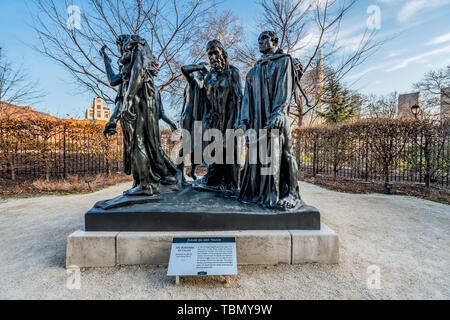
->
[258,0,311,53]
[31,0,221,108]
[257,0,386,126]
[0,48,45,116]
[414,65,450,119]
[187,9,260,80]
[362,92,399,119]
[193,10,244,60]
[31,0,251,117]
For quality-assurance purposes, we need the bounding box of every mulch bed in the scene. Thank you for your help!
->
[0,173,133,199]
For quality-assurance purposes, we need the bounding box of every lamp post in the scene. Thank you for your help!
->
[411,105,420,119]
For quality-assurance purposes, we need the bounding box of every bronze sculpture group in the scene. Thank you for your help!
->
[100,31,305,211]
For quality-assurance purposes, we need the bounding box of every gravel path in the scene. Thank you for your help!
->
[0,182,448,300]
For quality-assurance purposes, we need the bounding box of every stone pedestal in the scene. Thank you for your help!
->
[66,231,118,268]
[66,224,339,268]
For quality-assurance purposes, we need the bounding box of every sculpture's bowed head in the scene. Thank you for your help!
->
[258,31,279,55]
[206,39,228,73]
[116,35,131,57]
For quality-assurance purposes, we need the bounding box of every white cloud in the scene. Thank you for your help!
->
[339,23,367,39]
[427,32,450,45]
[397,0,450,23]
[338,34,367,53]
[388,51,400,57]
[292,29,322,52]
[378,0,401,3]
[385,44,450,71]
[345,60,395,81]
[346,65,382,80]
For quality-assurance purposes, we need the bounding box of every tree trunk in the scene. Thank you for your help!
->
[106,158,111,176]
[46,166,50,181]
[384,162,390,183]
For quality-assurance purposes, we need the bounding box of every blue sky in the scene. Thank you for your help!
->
[0,0,450,118]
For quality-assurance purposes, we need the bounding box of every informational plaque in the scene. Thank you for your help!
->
[167,238,237,276]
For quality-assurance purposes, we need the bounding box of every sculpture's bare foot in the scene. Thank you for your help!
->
[124,186,154,197]
[186,169,198,181]
[277,195,300,210]
[161,175,178,185]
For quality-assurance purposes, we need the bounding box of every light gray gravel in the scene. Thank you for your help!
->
[0,182,449,300]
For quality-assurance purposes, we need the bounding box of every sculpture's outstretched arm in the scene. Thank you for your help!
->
[105,62,122,87]
[157,91,177,131]
[109,101,123,123]
[100,46,122,138]
[104,100,122,139]
[100,46,122,86]
[161,113,177,132]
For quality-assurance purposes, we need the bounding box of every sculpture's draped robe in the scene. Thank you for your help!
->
[203,66,242,189]
[181,75,207,154]
[119,51,178,193]
[238,54,301,208]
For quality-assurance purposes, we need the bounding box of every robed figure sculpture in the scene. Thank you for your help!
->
[237,31,302,210]
[100,35,179,197]
[202,40,242,191]
[178,62,209,181]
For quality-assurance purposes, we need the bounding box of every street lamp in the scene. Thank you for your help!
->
[411,105,420,119]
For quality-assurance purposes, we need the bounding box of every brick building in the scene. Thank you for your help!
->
[85,98,111,122]
[398,92,421,119]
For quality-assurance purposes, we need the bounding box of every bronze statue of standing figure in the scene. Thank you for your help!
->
[178,62,210,181]
[202,39,242,191]
[237,31,302,210]
[100,35,179,197]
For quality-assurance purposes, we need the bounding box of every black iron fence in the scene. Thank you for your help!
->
[0,119,123,180]
[1,118,449,188]
[293,119,450,187]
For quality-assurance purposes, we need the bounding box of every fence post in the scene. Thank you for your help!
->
[9,162,15,181]
[313,139,317,177]
[11,144,17,181]
[365,138,369,182]
[424,130,432,188]
[419,131,423,183]
[63,127,67,180]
